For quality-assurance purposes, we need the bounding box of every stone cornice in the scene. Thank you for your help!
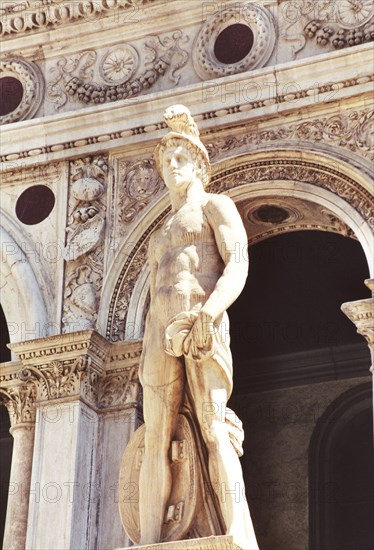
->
[0,0,156,40]
[8,329,110,370]
[1,333,142,414]
[1,44,372,169]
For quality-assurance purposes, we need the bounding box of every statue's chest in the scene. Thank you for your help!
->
[156,204,211,255]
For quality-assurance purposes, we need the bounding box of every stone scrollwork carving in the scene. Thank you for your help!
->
[205,109,374,162]
[47,30,188,108]
[118,159,163,228]
[0,58,45,124]
[7,331,111,407]
[192,2,276,79]
[63,156,108,332]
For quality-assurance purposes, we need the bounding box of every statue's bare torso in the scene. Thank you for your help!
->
[150,196,224,327]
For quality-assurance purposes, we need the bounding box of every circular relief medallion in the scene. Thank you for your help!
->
[192,3,276,79]
[99,45,138,85]
[0,58,44,124]
[337,0,373,29]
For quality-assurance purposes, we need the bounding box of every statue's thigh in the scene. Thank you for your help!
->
[185,357,228,427]
[141,333,185,425]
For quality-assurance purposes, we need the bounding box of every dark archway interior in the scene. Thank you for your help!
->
[322,406,374,549]
[0,306,12,547]
[228,230,372,549]
[229,230,370,373]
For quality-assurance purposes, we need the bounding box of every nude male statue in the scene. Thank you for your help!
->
[138,105,258,549]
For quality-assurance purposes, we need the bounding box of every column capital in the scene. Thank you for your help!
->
[8,330,111,407]
[341,279,374,372]
[99,340,142,412]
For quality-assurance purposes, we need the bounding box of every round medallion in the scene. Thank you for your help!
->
[99,45,138,85]
[192,3,276,79]
[0,58,44,124]
[337,0,373,29]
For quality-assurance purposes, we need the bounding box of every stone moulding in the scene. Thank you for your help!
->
[106,157,374,341]
[1,67,372,164]
[0,0,154,38]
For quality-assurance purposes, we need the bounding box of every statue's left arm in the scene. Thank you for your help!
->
[186,195,248,355]
[202,194,249,320]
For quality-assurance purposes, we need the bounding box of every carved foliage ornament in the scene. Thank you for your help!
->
[63,156,108,332]
[18,358,91,402]
[193,3,276,79]
[0,384,36,426]
[206,110,374,163]
[0,58,44,124]
[47,31,188,108]
[107,159,373,340]
[281,0,373,54]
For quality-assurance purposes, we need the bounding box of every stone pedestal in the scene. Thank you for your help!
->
[117,535,243,550]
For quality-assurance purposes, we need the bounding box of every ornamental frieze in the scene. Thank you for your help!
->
[281,0,373,56]
[47,31,189,109]
[0,0,154,37]
[206,110,374,163]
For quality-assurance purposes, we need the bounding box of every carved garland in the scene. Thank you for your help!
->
[47,31,188,108]
[281,0,374,55]
[107,158,373,341]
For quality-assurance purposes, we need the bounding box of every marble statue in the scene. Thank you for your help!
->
[119,105,259,549]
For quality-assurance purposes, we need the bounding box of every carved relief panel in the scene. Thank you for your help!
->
[63,156,108,332]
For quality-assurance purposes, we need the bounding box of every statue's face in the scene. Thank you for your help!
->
[161,144,196,191]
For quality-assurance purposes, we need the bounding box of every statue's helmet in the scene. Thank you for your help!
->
[153,104,211,187]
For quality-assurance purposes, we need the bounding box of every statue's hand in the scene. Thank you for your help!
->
[183,310,215,360]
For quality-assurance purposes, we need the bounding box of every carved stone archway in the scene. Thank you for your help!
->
[103,149,373,342]
[0,225,49,348]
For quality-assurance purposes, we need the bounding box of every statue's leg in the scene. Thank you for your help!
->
[186,357,259,550]
[139,325,185,544]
